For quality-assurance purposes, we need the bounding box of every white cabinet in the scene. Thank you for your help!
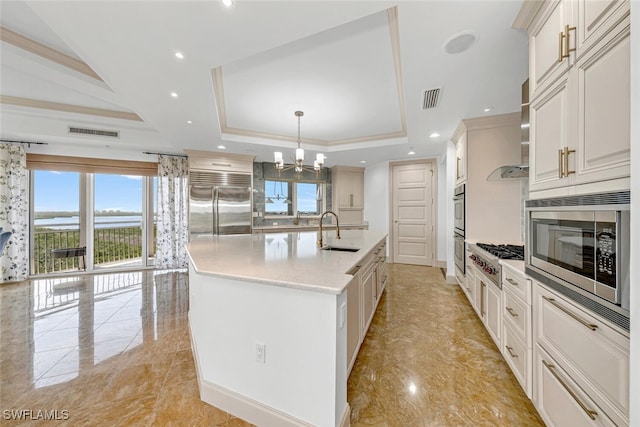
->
[361,255,376,336]
[470,264,501,349]
[185,149,254,174]
[533,281,629,426]
[346,275,360,374]
[346,238,387,376]
[332,166,365,225]
[516,0,630,196]
[452,128,467,185]
[501,262,533,398]
[534,344,617,427]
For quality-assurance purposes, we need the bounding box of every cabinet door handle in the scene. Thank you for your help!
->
[564,25,576,60]
[456,157,461,179]
[558,149,564,178]
[506,307,518,317]
[542,360,598,420]
[563,147,576,177]
[350,194,354,207]
[542,296,598,331]
[558,31,565,62]
[505,277,519,286]
[480,281,486,317]
[505,345,518,358]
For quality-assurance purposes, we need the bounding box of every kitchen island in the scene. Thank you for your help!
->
[187,230,387,427]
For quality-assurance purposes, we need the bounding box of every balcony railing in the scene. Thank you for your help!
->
[33,220,153,275]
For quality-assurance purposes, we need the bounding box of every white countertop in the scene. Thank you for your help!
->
[252,223,367,231]
[499,259,526,276]
[187,230,387,295]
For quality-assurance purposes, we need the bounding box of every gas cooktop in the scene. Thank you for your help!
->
[476,243,524,260]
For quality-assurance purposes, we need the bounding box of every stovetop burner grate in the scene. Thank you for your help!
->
[476,243,524,260]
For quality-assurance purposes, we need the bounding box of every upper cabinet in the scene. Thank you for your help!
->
[515,0,630,196]
[185,150,254,174]
[332,166,365,225]
[451,123,467,185]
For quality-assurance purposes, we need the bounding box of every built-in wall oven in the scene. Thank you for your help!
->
[525,191,630,330]
[453,184,465,275]
[454,184,465,236]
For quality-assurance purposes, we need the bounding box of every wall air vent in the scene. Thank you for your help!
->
[68,126,119,138]
[422,87,441,109]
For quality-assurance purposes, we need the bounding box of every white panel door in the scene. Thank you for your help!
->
[392,163,434,265]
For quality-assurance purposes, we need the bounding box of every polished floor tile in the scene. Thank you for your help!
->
[1,265,542,426]
[348,264,543,426]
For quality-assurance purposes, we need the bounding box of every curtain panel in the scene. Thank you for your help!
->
[0,144,29,282]
[156,156,189,269]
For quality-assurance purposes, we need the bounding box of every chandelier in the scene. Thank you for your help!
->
[274,111,325,176]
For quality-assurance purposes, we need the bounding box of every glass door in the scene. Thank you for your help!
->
[93,174,144,269]
[31,171,81,274]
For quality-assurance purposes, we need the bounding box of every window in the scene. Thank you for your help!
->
[265,180,324,216]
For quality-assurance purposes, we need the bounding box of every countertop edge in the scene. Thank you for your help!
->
[188,231,387,295]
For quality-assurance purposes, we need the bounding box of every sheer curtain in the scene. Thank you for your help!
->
[156,155,189,269]
[0,144,29,282]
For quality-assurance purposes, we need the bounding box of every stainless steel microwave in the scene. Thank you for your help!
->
[525,191,630,328]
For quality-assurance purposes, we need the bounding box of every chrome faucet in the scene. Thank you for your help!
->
[317,210,340,247]
[294,211,301,226]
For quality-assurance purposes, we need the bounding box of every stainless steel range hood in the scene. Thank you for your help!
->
[487,79,530,181]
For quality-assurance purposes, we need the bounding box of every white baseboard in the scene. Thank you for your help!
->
[446,274,458,285]
[436,260,447,269]
[190,315,344,427]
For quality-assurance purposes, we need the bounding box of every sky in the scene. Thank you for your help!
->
[34,171,150,212]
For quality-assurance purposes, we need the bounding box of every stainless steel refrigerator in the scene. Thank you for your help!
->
[189,172,252,239]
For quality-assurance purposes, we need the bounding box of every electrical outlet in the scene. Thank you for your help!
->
[256,342,266,364]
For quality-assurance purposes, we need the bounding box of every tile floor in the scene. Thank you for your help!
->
[0,265,542,426]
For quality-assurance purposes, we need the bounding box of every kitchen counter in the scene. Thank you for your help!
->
[188,229,385,294]
[252,223,368,233]
[499,259,526,276]
[187,229,387,426]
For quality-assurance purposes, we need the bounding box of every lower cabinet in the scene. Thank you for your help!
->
[533,281,629,426]
[470,265,501,349]
[534,344,616,427]
[346,275,360,374]
[347,239,387,375]
[361,257,376,335]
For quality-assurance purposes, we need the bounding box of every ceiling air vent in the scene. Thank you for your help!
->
[422,87,441,109]
[68,126,119,138]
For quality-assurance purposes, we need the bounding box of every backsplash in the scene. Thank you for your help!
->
[252,162,332,227]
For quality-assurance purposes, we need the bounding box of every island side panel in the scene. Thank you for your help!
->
[189,262,347,427]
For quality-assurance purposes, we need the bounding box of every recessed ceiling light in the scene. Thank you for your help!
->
[187,120,192,124]
[408,148,416,155]
[484,107,493,112]
[217,145,226,150]
[170,92,178,98]
[221,0,234,8]
[429,132,440,138]
[360,160,367,164]
[174,52,184,60]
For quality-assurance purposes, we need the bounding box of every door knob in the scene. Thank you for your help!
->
[394,220,398,223]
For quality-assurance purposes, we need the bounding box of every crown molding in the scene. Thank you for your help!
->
[0,26,103,81]
[0,96,142,122]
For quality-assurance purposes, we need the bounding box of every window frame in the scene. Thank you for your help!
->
[264,179,326,219]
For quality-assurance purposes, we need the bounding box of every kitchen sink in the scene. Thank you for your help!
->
[321,245,360,252]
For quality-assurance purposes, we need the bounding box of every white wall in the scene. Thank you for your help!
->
[364,158,450,266]
[629,1,638,425]
[363,161,389,233]
[445,143,456,277]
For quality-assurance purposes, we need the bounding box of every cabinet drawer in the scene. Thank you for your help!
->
[501,265,531,304]
[503,289,530,345]
[534,283,629,425]
[534,344,615,427]
[503,322,531,398]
